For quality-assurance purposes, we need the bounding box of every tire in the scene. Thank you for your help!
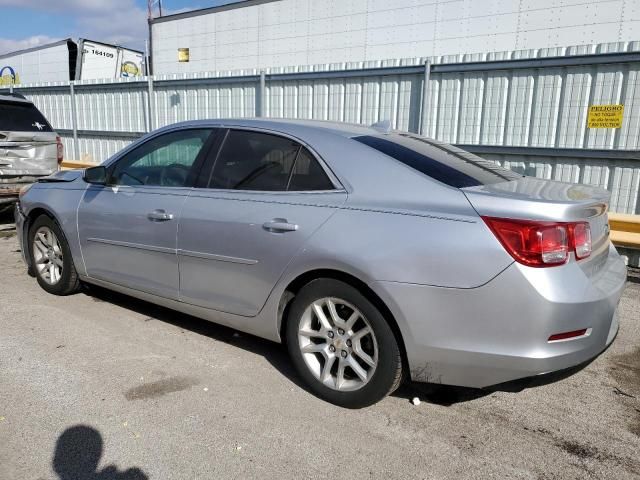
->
[28,214,81,296]
[286,279,403,408]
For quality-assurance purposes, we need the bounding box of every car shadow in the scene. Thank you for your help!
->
[0,208,16,240]
[394,359,595,406]
[83,284,314,395]
[53,424,148,480]
[394,382,491,406]
[0,208,15,225]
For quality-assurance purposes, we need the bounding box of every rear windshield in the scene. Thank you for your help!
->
[354,133,521,188]
[0,101,53,132]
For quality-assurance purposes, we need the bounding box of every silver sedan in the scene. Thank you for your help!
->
[15,119,627,408]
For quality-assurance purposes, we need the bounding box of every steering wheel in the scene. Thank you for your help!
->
[160,163,190,187]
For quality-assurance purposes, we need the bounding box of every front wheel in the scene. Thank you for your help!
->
[286,279,403,408]
[28,215,80,296]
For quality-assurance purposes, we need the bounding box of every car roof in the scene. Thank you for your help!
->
[162,118,384,140]
[0,93,32,104]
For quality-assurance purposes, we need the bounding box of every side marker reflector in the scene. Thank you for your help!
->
[548,329,588,342]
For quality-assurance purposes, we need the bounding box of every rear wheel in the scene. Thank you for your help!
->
[286,279,403,408]
[29,215,80,295]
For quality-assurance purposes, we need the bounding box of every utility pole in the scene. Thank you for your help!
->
[146,0,162,76]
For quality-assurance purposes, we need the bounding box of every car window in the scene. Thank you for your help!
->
[354,133,522,188]
[110,129,212,187]
[0,100,53,132]
[208,130,335,192]
[287,147,334,191]
[209,130,300,191]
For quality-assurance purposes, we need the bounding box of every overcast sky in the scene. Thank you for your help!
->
[0,0,241,55]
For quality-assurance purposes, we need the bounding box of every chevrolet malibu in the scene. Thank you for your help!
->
[15,119,626,408]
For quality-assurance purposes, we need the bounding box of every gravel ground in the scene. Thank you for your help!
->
[0,211,639,479]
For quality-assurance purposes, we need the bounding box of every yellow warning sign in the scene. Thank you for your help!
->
[587,104,624,129]
[178,48,190,62]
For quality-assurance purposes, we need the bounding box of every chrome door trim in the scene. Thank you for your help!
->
[177,248,258,265]
[86,237,175,254]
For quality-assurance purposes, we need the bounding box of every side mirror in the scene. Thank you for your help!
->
[83,166,107,185]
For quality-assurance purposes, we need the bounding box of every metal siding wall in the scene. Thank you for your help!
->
[27,87,74,131]
[58,134,133,163]
[556,66,591,148]
[74,85,148,133]
[151,0,640,74]
[3,43,639,214]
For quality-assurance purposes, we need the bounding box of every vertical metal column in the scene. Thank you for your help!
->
[69,81,80,161]
[147,76,155,132]
[258,70,266,117]
[419,59,431,136]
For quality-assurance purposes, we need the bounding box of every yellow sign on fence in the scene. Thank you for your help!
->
[587,104,624,129]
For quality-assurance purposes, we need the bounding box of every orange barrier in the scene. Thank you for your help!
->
[609,213,640,249]
[60,160,95,170]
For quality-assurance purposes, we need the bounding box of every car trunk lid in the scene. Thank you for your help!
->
[462,176,611,277]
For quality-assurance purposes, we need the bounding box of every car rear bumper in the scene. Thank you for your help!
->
[372,244,627,388]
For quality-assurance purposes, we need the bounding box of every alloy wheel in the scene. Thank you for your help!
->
[298,297,378,391]
[33,226,64,285]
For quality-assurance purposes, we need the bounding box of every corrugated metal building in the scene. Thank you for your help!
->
[150,0,640,74]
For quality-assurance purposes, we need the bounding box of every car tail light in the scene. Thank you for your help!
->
[482,217,592,267]
[572,222,592,259]
[56,136,63,165]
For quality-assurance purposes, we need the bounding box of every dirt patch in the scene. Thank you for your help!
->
[611,347,640,389]
[610,347,640,437]
[553,437,640,475]
[555,439,599,460]
[124,376,199,400]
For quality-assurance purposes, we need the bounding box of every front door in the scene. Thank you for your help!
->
[178,128,347,316]
[78,128,214,299]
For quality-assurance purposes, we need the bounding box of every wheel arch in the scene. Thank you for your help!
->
[278,268,409,375]
[23,207,69,274]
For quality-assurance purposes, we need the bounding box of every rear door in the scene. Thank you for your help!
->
[78,128,215,299]
[178,128,347,316]
[0,98,58,178]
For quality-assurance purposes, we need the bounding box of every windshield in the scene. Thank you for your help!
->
[354,133,522,188]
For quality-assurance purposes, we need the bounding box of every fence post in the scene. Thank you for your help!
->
[69,81,80,161]
[9,84,13,94]
[258,70,266,117]
[419,59,432,136]
[147,75,155,132]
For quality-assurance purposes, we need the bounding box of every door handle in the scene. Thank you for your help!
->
[147,210,174,222]
[262,219,298,233]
